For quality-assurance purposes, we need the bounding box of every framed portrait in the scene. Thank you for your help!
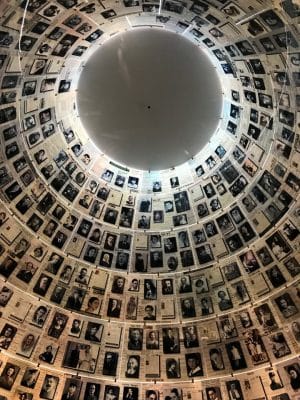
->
[63,341,99,372]
[84,322,103,342]
[48,311,68,339]
[104,385,120,400]
[266,231,292,261]
[123,387,138,400]
[232,280,250,304]
[61,378,82,400]
[163,327,180,354]
[275,293,298,319]
[185,352,203,377]
[226,341,247,371]
[39,374,59,400]
[0,323,17,350]
[20,367,39,389]
[84,382,101,400]
[30,304,50,328]
[254,303,277,332]
[69,318,83,338]
[269,332,291,359]
[209,348,225,371]
[17,332,39,358]
[244,328,268,364]
[226,380,244,400]
[38,343,59,365]
[0,362,20,390]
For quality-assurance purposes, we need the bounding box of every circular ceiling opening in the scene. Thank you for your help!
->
[77,28,223,170]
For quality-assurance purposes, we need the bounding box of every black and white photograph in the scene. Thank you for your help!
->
[39,343,59,365]
[63,341,99,372]
[61,378,82,400]
[0,362,19,391]
[226,341,247,371]
[17,332,39,358]
[185,353,203,377]
[39,374,59,400]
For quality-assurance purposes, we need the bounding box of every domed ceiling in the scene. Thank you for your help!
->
[0,0,299,400]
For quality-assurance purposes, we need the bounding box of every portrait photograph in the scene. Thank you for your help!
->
[275,293,298,319]
[232,280,250,304]
[84,321,103,342]
[33,273,53,296]
[47,311,68,339]
[61,378,82,400]
[163,327,180,354]
[104,385,120,400]
[17,332,39,358]
[244,328,268,364]
[226,380,244,400]
[39,374,59,400]
[83,382,101,400]
[266,231,292,261]
[63,341,99,372]
[20,367,39,389]
[0,323,17,350]
[146,329,159,350]
[209,348,225,371]
[125,355,140,378]
[69,318,83,337]
[226,341,247,371]
[206,387,222,400]
[254,303,277,332]
[38,343,59,365]
[0,362,20,391]
[269,332,291,359]
[185,352,203,377]
[123,387,139,400]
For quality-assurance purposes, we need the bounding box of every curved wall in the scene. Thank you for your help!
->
[0,1,299,400]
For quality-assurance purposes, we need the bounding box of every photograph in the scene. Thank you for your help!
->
[39,374,59,400]
[38,343,59,364]
[104,385,119,400]
[69,318,83,337]
[163,328,180,354]
[284,363,300,391]
[61,378,82,400]
[209,348,225,371]
[226,381,244,400]
[48,312,68,339]
[0,323,17,349]
[275,293,298,318]
[125,355,140,378]
[17,332,39,358]
[20,367,39,389]
[83,383,101,400]
[244,328,268,364]
[185,352,203,377]
[0,362,20,390]
[226,341,247,371]
[63,341,99,372]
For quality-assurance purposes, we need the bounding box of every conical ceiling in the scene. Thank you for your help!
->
[0,1,299,400]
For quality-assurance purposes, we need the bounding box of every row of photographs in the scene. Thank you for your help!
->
[0,221,299,286]
[1,103,298,223]
[0,259,299,321]
[1,133,298,221]
[0,353,299,400]
[0,195,298,276]
[0,239,299,322]
[0,187,298,274]
[0,282,300,378]
[1,286,300,355]
[1,148,299,256]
